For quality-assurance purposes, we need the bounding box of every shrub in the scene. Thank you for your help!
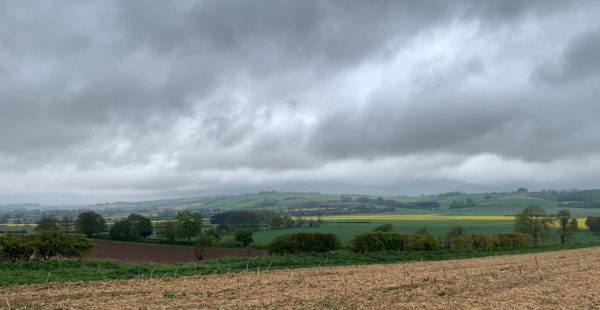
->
[450,234,495,251]
[402,234,441,251]
[34,231,93,260]
[471,234,495,250]
[450,234,473,250]
[268,232,339,255]
[350,232,440,253]
[350,232,386,253]
[585,216,600,234]
[494,233,534,248]
[0,235,35,261]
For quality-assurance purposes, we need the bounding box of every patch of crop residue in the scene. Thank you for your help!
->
[2,247,600,309]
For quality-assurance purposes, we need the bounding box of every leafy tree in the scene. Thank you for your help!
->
[234,228,253,247]
[75,211,107,237]
[372,224,394,232]
[109,214,153,240]
[175,211,203,241]
[194,234,217,260]
[155,221,177,242]
[415,226,429,235]
[556,210,578,244]
[515,206,553,246]
[109,219,134,240]
[127,214,153,239]
[35,215,59,232]
[585,216,600,234]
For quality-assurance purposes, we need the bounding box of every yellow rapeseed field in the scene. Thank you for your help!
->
[308,214,514,221]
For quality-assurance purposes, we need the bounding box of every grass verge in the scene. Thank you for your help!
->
[1,241,599,287]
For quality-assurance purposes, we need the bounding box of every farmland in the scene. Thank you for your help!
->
[2,246,599,309]
[87,240,265,263]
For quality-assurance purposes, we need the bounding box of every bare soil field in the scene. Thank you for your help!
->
[3,247,600,309]
[87,240,266,263]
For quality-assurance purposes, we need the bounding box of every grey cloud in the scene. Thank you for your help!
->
[1,1,600,203]
[309,84,600,162]
[533,28,600,84]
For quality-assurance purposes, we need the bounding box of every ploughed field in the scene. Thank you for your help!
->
[3,247,600,309]
[87,240,266,263]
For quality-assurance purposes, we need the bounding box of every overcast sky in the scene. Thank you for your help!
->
[2,1,600,204]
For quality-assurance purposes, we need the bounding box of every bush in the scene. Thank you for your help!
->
[350,232,386,253]
[0,232,93,261]
[471,234,495,250]
[450,234,495,251]
[34,231,93,260]
[585,216,600,234]
[402,234,441,251]
[450,234,473,250]
[268,232,340,255]
[350,232,441,253]
[0,235,35,261]
[494,233,534,248]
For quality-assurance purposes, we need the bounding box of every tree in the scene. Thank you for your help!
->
[155,221,177,242]
[35,215,59,232]
[194,234,217,260]
[75,211,107,237]
[109,214,153,240]
[60,216,75,234]
[127,214,153,239]
[415,226,429,235]
[585,216,600,234]
[175,211,203,241]
[109,219,134,240]
[556,210,578,244]
[234,228,253,247]
[515,206,553,246]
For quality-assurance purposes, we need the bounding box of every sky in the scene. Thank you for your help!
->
[1,1,600,205]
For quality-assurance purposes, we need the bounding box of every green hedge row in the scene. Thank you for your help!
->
[450,233,534,250]
[268,232,340,254]
[350,232,441,253]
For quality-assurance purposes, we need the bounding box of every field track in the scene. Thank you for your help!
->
[87,240,266,263]
[3,247,600,309]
